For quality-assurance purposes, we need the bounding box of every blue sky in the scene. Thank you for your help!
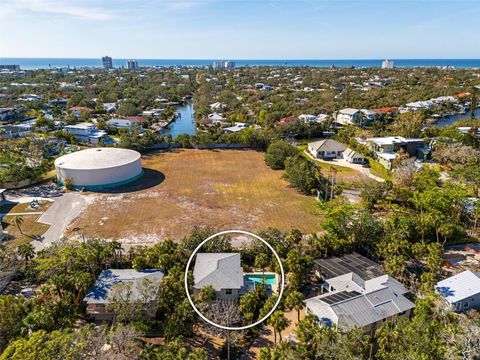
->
[1,0,479,59]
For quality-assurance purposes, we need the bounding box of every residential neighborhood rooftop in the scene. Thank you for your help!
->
[83,269,164,304]
[193,253,244,291]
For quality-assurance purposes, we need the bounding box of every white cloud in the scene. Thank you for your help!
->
[1,0,116,20]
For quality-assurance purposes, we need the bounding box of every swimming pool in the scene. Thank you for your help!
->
[244,274,276,286]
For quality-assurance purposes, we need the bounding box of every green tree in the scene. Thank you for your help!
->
[269,310,290,344]
[254,253,270,276]
[285,291,304,322]
[282,156,321,195]
[17,243,35,268]
[12,216,24,235]
[264,140,298,170]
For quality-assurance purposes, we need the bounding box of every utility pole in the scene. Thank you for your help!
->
[330,167,337,201]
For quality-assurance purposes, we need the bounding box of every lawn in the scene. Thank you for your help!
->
[1,214,50,248]
[68,149,322,243]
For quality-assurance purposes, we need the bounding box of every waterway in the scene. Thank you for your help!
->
[432,108,480,128]
[166,101,196,138]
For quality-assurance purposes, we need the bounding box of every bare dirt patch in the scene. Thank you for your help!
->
[68,149,321,245]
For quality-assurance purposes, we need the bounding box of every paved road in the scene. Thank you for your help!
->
[31,193,87,251]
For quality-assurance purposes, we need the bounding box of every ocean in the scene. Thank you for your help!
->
[1,58,480,70]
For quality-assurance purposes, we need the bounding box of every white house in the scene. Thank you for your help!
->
[335,108,362,126]
[193,253,244,300]
[64,123,111,144]
[207,112,227,123]
[224,122,250,133]
[299,114,318,122]
[103,103,117,112]
[435,270,480,312]
[306,253,414,334]
[316,114,329,123]
[343,148,365,164]
[210,102,227,111]
[308,139,347,160]
[142,109,163,117]
[106,118,144,130]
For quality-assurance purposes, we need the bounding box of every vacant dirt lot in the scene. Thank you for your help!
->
[68,149,321,245]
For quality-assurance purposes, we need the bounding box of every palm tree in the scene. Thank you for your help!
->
[17,243,35,267]
[269,310,290,344]
[285,290,305,322]
[13,216,24,235]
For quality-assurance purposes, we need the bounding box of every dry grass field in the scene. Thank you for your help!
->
[68,149,321,245]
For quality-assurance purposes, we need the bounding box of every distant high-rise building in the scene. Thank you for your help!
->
[126,60,138,70]
[0,64,20,71]
[102,56,113,69]
[381,59,394,69]
[212,60,235,69]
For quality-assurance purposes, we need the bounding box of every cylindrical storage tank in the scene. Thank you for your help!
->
[54,148,143,190]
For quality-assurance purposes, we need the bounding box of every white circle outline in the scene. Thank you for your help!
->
[184,230,285,331]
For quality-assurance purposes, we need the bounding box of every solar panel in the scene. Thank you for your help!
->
[320,290,362,305]
[314,253,384,280]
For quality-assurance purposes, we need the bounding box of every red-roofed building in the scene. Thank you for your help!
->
[373,107,399,115]
[274,115,298,126]
[456,92,471,99]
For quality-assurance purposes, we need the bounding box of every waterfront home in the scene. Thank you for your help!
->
[64,123,111,144]
[193,253,244,300]
[405,101,433,111]
[435,270,480,312]
[106,118,145,131]
[305,253,414,333]
[308,139,347,160]
[142,109,163,117]
[84,269,164,322]
[343,148,365,164]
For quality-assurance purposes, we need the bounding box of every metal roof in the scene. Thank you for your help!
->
[306,287,414,330]
[435,270,480,304]
[193,253,244,291]
[83,269,164,304]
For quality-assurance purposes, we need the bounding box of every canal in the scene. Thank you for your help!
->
[166,101,197,138]
[431,108,480,128]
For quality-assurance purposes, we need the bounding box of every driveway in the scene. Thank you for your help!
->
[304,151,384,182]
[31,193,87,251]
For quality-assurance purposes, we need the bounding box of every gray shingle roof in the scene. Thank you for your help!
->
[308,139,347,152]
[193,253,244,291]
[83,269,164,304]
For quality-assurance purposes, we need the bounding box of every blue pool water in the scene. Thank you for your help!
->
[244,274,276,286]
